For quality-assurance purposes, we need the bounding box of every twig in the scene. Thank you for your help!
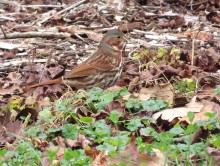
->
[191,33,195,65]
[190,0,194,10]
[2,59,47,68]
[133,29,188,42]
[130,38,169,48]
[188,0,208,6]
[0,25,6,38]
[142,6,161,9]
[0,31,71,39]
[95,26,118,32]
[0,42,23,50]
[40,0,88,24]
[0,16,16,21]
[0,0,20,5]
[21,5,63,8]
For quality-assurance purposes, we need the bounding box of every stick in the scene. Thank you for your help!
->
[21,5,63,8]
[133,29,188,42]
[40,0,88,24]
[0,31,71,39]
[2,59,47,68]
[0,42,23,50]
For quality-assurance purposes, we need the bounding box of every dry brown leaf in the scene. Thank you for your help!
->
[153,97,203,122]
[158,16,185,28]
[207,11,220,23]
[139,149,166,166]
[119,22,144,31]
[112,134,166,165]
[25,96,37,106]
[177,31,213,41]
[61,26,103,42]
[180,102,220,123]
[78,134,92,149]
[53,136,66,147]
[137,93,151,101]
[37,97,52,110]
[140,84,174,106]
[91,150,109,166]
[85,149,100,159]
[66,138,81,148]
[206,147,220,166]
[0,112,23,145]
[0,84,20,95]
[128,76,140,92]
[46,146,65,161]
[196,48,220,71]
[105,100,125,113]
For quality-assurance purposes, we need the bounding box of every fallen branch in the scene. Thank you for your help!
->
[2,59,47,68]
[133,29,188,42]
[21,5,63,8]
[0,31,71,39]
[40,0,88,24]
[0,42,24,50]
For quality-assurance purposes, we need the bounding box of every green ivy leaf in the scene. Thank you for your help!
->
[109,110,122,124]
[132,52,141,59]
[169,127,184,135]
[93,120,111,143]
[170,47,181,55]
[125,98,142,111]
[126,118,142,131]
[184,124,199,135]
[62,124,79,140]
[142,100,167,111]
[80,117,93,124]
[187,112,195,123]
[213,87,220,94]
[96,143,115,152]
[62,149,92,165]
[38,107,55,123]
[157,48,167,58]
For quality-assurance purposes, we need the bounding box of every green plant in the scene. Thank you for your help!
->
[85,87,129,112]
[125,98,142,112]
[175,79,196,96]
[125,98,167,112]
[213,87,220,94]
[142,99,167,111]
[62,124,80,140]
[61,149,92,166]
[0,141,42,166]
[125,118,143,132]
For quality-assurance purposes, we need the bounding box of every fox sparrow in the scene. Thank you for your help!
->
[27,29,127,90]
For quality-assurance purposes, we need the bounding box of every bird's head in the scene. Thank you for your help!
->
[101,29,127,51]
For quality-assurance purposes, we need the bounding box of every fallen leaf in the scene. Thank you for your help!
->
[177,31,213,41]
[180,102,220,123]
[85,149,100,159]
[91,150,109,166]
[206,147,220,165]
[112,134,166,165]
[140,84,174,107]
[153,97,203,122]
[207,11,220,23]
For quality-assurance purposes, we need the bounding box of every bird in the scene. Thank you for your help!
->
[26,29,127,91]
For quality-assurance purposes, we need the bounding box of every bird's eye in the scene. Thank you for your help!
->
[116,36,120,39]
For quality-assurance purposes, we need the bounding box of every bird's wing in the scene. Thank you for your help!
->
[64,63,116,79]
